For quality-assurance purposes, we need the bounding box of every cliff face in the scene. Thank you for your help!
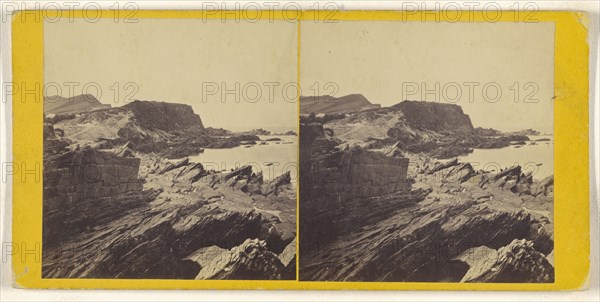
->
[300,138,555,281]
[124,100,204,132]
[392,100,474,133]
[300,123,421,257]
[323,100,528,159]
[43,154,297,280]
[48,99,272,159]
[49,100,213,158]
[309,149,411,201]
[42,148,154,245]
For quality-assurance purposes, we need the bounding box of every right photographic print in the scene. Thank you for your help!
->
[299,21,555,282]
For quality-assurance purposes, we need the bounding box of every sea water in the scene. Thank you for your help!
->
[187,135,298,181]
[457,135,554,180]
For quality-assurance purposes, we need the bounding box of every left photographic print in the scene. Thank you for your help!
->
[42,17,298,280]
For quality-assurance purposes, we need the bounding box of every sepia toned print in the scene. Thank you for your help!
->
[8,8,591,291]
[42,18,298,280]
[40,16,559,284]
[299,21,555,282]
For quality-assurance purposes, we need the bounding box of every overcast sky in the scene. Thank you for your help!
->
[300,21,555,133]
[45,19,554,133]
[44,18,298,132]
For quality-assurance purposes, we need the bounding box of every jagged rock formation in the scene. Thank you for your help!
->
[42,95,297,280]
[43,146,296,280]
[43,122,69,155]
[43,158,296,279]
[44,94,111,115]
[323,100,530,159]
[299,120,553,282]
[300,94,381,114]
[159,158,190,174]
[113,141,134,158]
[42,148,155,244]
[458,239,554,283]
[263,171,292,196]
[46,98,263,158]
[194,239,286,280]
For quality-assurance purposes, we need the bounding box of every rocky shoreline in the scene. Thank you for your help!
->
[42,98,297,280]
[48,100,295,160]
[308,100,534,159]
[299,99,554,282]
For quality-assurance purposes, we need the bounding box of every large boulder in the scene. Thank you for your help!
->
[195,239,285,280]
[460,239,555,283]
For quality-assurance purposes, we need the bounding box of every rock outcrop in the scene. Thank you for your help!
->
[43,122,69,155]
[391,100,474,133]
[46,98,266,158]
[42,96,297,280]
[321,100,532,159]
[42,152,296,280]
[43,148,152,243]
[263,171,292,196]
[194,239,285,280]
[300,123,412,202]
[159,158,190,174]
[459,239,555,283]
[299,122,554,282]
[123,100,204,132]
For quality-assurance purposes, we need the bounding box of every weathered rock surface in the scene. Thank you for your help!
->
[158,157,190,174]
[194,239,285,280]
[459,239,555,283]
[391,100,474,133]
[263,171,291,196]
[43,97,297,280]
[47,98,262,159]
[43,122,69,155]
[123,100,204,132]
[299,121,553,282]
[42,149,152,242]
[322,100,532,159]
[43,150,296,280]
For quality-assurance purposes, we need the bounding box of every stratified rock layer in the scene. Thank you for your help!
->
[43,148,150,244]
[299,122,553,282]
[43,153,296,280]
[43,97,297,280]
